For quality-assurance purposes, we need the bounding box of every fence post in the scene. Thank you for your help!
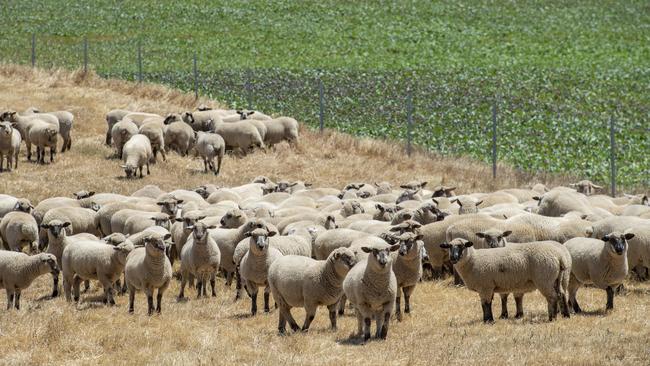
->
[193,52,198,100]
[406,88,413,156]
[318,79,325,133]
[609,116,617,197]
[31,34,36,67]
[137,40,143,83]
[492,100,498,179]
[245,70,252,110]
[83,37,88,74]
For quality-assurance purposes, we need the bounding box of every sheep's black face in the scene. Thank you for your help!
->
[146,238,166,253]
[194,186,209,199]
[123,164,136,178]
[440,241,473,264]
[49,225,64,238]
[255,235,269,249]
[41,254,59,274]
[398,240,414,256]
[14,201,32,213]
[604,233,633,255]
[362,245,399,268]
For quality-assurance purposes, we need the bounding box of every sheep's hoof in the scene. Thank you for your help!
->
[500,313,508,319]
[515,313,523,319]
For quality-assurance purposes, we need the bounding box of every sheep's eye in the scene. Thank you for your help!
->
[257,224,263,228]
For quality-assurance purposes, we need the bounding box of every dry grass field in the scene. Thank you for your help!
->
[0,65,648,365]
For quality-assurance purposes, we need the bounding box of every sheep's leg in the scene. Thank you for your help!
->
[327,303,338,330]
[13,290,21,310]
[606,286,614,311]
[156,289,163,314]
[101,277,116,306]
[403,285,414,314]
[26,141,32,161]
[72,275,82,302]
[224,271,233,287]
[203,158,208,173]
[568,275,582,313]
[395,290,402,321]
[499,293,509,319]
[234,269,242,301]
[13,151,18,169]
[50,146,55,163]
[215,155,222,176]
[83,280,90,293]
[279,306,299,331]
[278,309,287,334]
[63,278,72,302]
[0,155,3,171]
[178,273,187,300]
[263,285,271,313]
[6,290,14,310]
[145,288,154,316]
[249,285,258,315]
[51,271,59,297]
[7,154,12,171]
[379,311,391,339]
[363,317,372,341]
[539,287,559,321]
[302,305,317,331]
[128,286,136,314]
[337,294,347,316]
[514,294,524,318]
[105,131,112,146]
[354,309,363,336]
[210,274,216,297]
[196,278,204,299]
[160,148,166,162]
[480,292,494,323]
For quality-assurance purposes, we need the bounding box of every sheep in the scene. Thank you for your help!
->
[170,211,207,264]
[111,119,139,159]
[122,112,162,128]
[262,117,299,147]
[105,109,132,145]
[569,180,603,196]
[220,207,248,228]
[123,212,170,235]
[439,238,571,322]
[96,202,158,236]
[565,232,632,312]
[396,189,422,205]
[239,226,282,315]
[343,242,400,341]
[181,110,223,132]
[342,183,378,199]
[1,110,58,161]
[121,134,153,179]
[390,232,424,321]
[0,195,32,218]
[178,222,220,299]
[32,196,99,225]
[163,115,196,156]
[41,206,100,247]
[207,189,242,204]
[451,196,482,215]
[268,247,357,333]
[412,202,447,225]
[0,212,39,253]
[534,189,604,219]
[213,120,264,152]
[622,204,650,217]
[222,110,272,122]
[476,192,519,209]
[28,119,59,164]
[62,239,134,304]
[586,216,649,239]
[0,122,20,171]
[23,108,74,152]
[131,185,166,199]
[0,252,58,310]
[313,228,372,260]
[138,120,167,163]
[277,213,336,234]
[124,232,173,315]
[340,200,365,217]
[195,131,225,175]
[374,182,393,195]
[625,226,650,280]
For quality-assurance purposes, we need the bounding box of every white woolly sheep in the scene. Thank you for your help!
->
[124,212,170,235]
[105,109,132,145]
[263,117,299,147]
[139,120,167,163]
[195,131,225,175]
[565,232,632,312]
[239,227,282,315]
[111,119,139,159]
[390,232,424,321]
[121,134,153,179]
[0,212,39,253]
[181,110,223,132]
[569,180,603,196]
[214,120,264,152]
[28,119,59,164]
[163,114,196,156]
[268,247,357,333]
[122,112,162,128]
[343,242,400,341]
[0,252,58,310]
[178,222,220,299]
[0,122,20,171]
[23,108,74,152]
[0,195,32,219]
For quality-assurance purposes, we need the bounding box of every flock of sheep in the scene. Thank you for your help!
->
[0,105,299,177]
[1,175,649,341]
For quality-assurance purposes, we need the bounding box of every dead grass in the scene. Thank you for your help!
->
[0,65,648,365]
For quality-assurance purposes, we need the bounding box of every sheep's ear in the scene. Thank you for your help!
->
[62,222,71,228]
[464,241,474,248]
[236,110,242,114]
[420,181,428,188]
[267,230,277,237]
[439,243,451,249]
[389,244,400,252]
[475,232,486,239]
[601,235,610,242]
[624,233,635,240]
[431,198,439,205]
[415,234,423,241]
[375,203,384,211]
[175,218,183,222]
[244,232,252,238]
[87,191,95,197]
[207,225,217,230]
[333,251,341,259]
[40,224,50,229]
[176,200,184,204]
[532,196,541,201]
[163,234,172,240]
[198,215,207,221]
[451,198,461,207]
[304,182,313,188]
[590,183,603,189]
[361,246,372,253]
[289,182,299,187]
[247,111,255,116]
[374,182,380,187]
[399,185,409,189]
[474,200,483,207]
[502,230,512,237]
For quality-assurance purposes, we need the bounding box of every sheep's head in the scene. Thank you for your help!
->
[389,220,422,235]
[121,163,137,179]
[374,181,392,195]
[0,121,13,136]
[418,203,447,223]
[113,241,135,262]
[157,196,184,217]
[374,203,399,221]
[36,253,59,275]
[396,189,421,204]
[181,111,195,125]
[245,226,277,252]
[103,233,129,246]
[221,208,246,228]
[476,229,511,248]
[452,197,482,214]
[262,182,278,195]
[40,220,71,239]
[432,185,456,198]
[236,110,255,120]
[89,201,101,212]
[570,180,602,196]
[400,181,427,191]
[274,180,293,193]
[624,193,649,206]
[189,222,216,243]
[391,209,414,225]
[395,232,423,258]
[361,244,399,270]
[342,200,364,216]
[440,238,473,264]
[194,185,210,199]
[176,213,206,231]
[324,215,337,229]
[0,110,17,122]
[13,199,33,213]
[602,231,633,256]
[197,104,212,111]
[73,190,95,200]
[144,233,171,258]
[163,113,182,125]
[330,247,357,275]
[151,213,171,230]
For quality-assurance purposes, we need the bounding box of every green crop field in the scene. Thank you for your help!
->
[1,0,648,187]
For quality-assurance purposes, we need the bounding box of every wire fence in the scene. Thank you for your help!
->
[3,35,649,191]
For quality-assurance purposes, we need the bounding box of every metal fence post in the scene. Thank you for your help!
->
[609,116,617,196]
[83,37,88,74]
[193,52,198,100]
[137,40,143,83]
[406,88,413,156]
[492,100,498,179]
[31,34,36,67]
[318,79,325,133]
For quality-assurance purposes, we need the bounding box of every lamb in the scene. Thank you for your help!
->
[213,120,265,152]
[263,117,299,147]
[389,232,424,321]
[0,212,39,253]
[138,120,167,163]
[178,222,220,299]
[439,238,571,322]
[124,232,173,315]
[239,226,282,315]
[195,131,225,175]
[23,108,74,152]
[163,114,196,156]
[268,247,357,333]
[61,239,134,304]
[111,119,139,159]
[105,109,132,145]
[123,212,170,235]
[1,111,58,161]
[28,119,59,164]
[0,196,32,218]
[343,242,400,341]
[121,134,153,179]
[565,232,632,312]
[0,121,20,171]
[569,180,603,196]
[0,252,58,310]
